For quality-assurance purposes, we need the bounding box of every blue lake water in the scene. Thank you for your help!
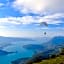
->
[0,36,64,64]
[0,38,48,64]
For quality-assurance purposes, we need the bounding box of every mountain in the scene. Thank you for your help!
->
[23,36,64,53]
[0,36,34,42]
[11,49,61,64]
[0,36,35,49]
[43,36,64,50]
[23,44,45,53]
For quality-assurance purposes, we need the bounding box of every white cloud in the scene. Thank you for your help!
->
[0,13,64,26]
[0,26,6,28]
[39,13,64,24]
[0,3,5,7]
[12,0,64,14]
[0,16,36,25]
[0,0,62,26]
[0,17,21,25]
[43,13,64,19]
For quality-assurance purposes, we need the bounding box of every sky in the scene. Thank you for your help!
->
[0,0,64,37]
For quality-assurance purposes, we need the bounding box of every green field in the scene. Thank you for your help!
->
[33,55,64,64]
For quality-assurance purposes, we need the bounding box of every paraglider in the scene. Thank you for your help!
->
[40,22,48,27]
[39,22,48,35]
[44,32,47,35]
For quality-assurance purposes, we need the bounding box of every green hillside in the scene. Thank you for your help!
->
[33,48,64,64]
[33,55,64,64]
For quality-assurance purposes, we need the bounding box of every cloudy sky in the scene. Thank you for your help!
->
[0,0,64,37]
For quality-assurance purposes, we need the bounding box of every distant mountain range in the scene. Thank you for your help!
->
[0,36,34,42]
[0,36,35,49]
[23,36,64,52]
[43,36,64,50]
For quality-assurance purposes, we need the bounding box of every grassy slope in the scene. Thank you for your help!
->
[33,55,64,64]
